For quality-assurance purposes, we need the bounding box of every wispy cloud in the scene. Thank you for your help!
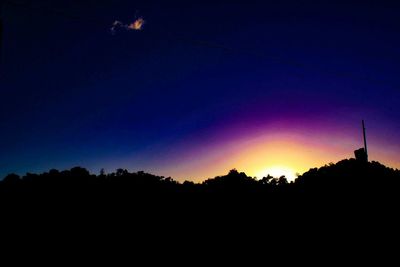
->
[128,18,145,30]
[111,17,145,34]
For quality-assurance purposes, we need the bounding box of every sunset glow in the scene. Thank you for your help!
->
[256,166,297,181]
[2,1,400,182]
[134,118,400,182]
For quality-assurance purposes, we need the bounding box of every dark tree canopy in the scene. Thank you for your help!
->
[1,158,398,262]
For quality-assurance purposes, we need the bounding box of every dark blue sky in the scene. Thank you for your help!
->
[1,0,400,180]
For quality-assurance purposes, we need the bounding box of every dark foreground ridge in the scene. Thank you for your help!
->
[2,158,399,210]
[1,158,399,260]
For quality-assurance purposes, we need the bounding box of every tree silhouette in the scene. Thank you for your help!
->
[0,159,398,221]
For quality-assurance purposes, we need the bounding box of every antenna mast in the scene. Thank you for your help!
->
[362,120,368,161]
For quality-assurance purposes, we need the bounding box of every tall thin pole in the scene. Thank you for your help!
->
[362,120,368,161]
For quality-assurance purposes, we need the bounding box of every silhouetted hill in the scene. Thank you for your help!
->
[1,158,399,209]
[298,158,400,186]
[296,159,400,200]
[1,159,399,261]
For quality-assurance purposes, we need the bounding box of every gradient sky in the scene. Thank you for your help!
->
[1,0,400,181]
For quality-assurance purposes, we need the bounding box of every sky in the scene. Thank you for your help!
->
[1,0,400,181]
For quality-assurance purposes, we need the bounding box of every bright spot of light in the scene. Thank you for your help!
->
[256,166,297,182]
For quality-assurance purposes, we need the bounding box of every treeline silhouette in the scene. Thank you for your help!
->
[2,158,399,208]
[1,158,399,260]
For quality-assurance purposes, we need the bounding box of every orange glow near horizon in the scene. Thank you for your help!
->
[155,130,357,182]
[128,122,400,183]
[255,166,297,181]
